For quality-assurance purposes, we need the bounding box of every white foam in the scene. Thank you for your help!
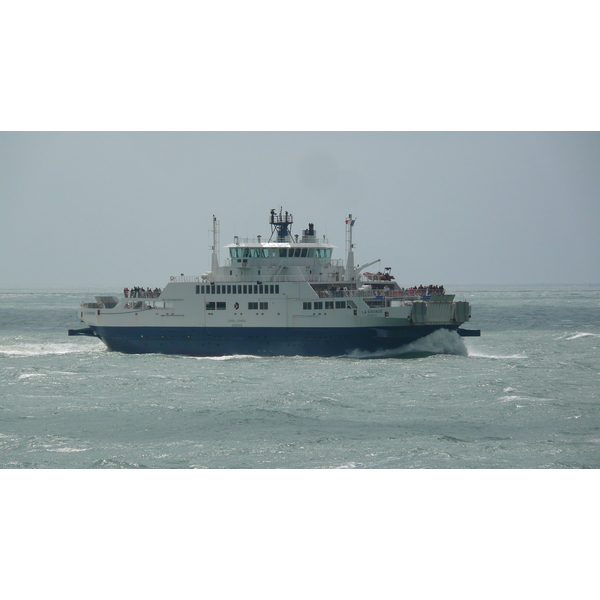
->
[500,394,527,402]
[468,351,526,360]
[0,342,104,357]
[500,394,554,403]
[190,354,258,361]
[565,332,600,341]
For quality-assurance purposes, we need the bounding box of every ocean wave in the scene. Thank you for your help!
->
[467,351,527,360]
[564,332,600,341]
[500,393,556,403]
[189,354,260,361]
[0,342,104,357]
[90,458,149,469]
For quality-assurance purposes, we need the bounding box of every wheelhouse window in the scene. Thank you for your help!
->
[303,302,312,310]
[315,248,332,258]
[230,247,270,258]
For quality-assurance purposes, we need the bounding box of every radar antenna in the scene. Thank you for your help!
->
[269,207,294,242]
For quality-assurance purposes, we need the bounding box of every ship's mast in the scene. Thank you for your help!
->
[345,214,356,281]
[211,215,220,272]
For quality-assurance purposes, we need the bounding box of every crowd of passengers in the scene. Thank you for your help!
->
[407,284,446,295]
[123,287,162,298]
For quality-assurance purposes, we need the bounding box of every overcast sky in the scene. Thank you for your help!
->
[1,131,599,288]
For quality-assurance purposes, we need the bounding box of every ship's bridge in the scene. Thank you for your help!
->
[225,233,337,267]
[227,242,334,259]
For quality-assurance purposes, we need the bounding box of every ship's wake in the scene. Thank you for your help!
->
[347,329,468,359]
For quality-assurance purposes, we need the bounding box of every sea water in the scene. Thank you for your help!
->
[1,285,599,469]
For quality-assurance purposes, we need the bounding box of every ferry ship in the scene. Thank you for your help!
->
[69,209,480,356]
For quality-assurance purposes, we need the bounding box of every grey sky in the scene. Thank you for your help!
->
[0,133,600,287]
[1,132,598,288]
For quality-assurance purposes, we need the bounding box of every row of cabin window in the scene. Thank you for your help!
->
[229,247,332,259]
[303,301,348,310]
[196,284,279,295]
[206,302,269,311]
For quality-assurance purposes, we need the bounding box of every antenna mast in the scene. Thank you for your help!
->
[345,214,356,280]
[211,215,220,272]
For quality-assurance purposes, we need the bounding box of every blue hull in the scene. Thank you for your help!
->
[90,324,463,357]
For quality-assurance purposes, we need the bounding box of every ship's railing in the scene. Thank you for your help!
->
[229,236,331,245]
[314,290,417,299]
[121,300,175,310]
[80,301,121,309]
[167,276,202,283]
[193,274,347,284]
[312,287,448,302]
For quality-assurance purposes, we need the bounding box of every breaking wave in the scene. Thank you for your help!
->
[348,329,468,359]
[562,332,600,341]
